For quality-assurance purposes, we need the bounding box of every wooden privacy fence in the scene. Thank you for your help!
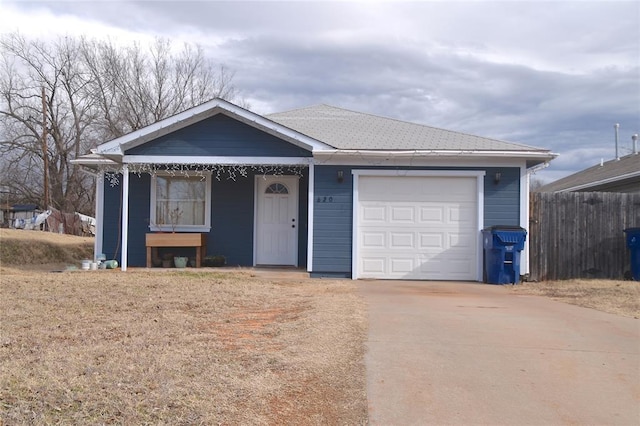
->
[529,192,640,281]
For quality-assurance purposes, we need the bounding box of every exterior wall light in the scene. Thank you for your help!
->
[337,170,344,183]
[494,172,501,184]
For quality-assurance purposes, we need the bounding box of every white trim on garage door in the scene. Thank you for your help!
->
[352,170,485,281]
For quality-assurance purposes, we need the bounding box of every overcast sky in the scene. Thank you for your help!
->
[2,0,639,182]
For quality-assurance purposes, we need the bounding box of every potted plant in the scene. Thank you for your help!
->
[203,255,226,267]
[162,252,173,268]
[174,256,188,268]
[168,207,183,233]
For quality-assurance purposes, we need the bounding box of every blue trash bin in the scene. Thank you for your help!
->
[482,226,527,284]
[624,228,640,281]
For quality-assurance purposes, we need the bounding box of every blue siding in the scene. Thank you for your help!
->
[101,174,150,266]
[312,166,354,275]
[311,165,521,276]
[483,167,521,227]
[127,174,151,266]
[102,170,308,268]
[210,176,254,265]
[125,114,312,157]
[102,177,122,263]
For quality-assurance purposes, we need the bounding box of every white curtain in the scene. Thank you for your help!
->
[156,176,205,226]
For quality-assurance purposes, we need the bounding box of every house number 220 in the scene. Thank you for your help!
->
[317,196,333,203]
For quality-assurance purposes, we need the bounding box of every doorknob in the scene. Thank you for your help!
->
[292,225,295,228]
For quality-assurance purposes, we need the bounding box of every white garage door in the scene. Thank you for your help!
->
[356,175,479,280]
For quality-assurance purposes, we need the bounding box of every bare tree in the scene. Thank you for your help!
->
[0,33,243,215]
[529,176,546,192]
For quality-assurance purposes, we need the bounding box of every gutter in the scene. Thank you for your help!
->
[313,149,557,159]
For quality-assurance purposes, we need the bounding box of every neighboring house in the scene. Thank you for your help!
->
[2,204,41,229]
[74,98,555,280]
[538,153,640,193]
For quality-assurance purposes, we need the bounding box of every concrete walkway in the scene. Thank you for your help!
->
[359,281,640,425]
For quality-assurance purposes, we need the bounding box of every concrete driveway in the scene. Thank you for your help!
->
[359,281,640,425]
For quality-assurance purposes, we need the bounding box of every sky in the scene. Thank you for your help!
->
[1,0,639,183]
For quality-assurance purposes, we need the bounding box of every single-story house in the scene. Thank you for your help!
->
[74,98,556,280]
[538,152,640,193]
[2,204,41,229]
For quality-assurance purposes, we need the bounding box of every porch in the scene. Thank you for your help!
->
[99,164,311,271]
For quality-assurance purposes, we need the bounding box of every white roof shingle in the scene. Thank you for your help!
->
[267,104,547,152]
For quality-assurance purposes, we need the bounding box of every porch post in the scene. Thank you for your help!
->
[306,162,314,272]
[94,173,104,261]
[120,165,129,271]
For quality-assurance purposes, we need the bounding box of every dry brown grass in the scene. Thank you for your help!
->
[0,268,367,425]
[511,279,640,318]
[4,228,637,424]
[0,228,94,271]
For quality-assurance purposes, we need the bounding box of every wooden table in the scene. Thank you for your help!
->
[146,233,207,268]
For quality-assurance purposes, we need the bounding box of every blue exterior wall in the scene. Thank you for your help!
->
[311,165,521,277]
[101,170,308,268]
[102,177,122,262]
[209,171,308,266]
[102,174,151,266]
[125,114,312,158]
[312,166,354,276]
[483,167,521,227]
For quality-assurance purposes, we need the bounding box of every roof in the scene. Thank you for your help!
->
[267,104,547,152]
[11,204,39,211]
[74,98,555,168]
[538,153,640,193]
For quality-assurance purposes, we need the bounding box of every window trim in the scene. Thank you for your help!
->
[149,172,212,233]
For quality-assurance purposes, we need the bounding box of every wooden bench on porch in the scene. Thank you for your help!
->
[146,233,207,268]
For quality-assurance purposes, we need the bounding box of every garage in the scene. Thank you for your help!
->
[354,171,484,280]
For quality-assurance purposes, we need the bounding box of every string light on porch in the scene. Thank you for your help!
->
[101,163,306,187]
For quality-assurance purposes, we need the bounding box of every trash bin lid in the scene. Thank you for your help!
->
[486,225,525,231]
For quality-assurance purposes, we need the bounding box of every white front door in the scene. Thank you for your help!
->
[255,175,299,266]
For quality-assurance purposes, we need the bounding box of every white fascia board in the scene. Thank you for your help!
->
[123,155,313,166]
[556,170,640,192]
[70,156,119,167]
[97,98,333,156]
[314,149,555,163]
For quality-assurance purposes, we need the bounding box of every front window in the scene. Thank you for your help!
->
[150,173,211,232]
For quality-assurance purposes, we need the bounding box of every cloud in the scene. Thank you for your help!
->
[1,0,638,183]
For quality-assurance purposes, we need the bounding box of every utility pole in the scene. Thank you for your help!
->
[41,87,49,209]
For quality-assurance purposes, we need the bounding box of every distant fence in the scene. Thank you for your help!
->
[529,192,640,281]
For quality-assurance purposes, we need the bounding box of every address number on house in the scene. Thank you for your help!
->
[316,196,334,203]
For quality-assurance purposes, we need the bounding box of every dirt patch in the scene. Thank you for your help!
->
[0,269,367,424]
[511,279,640,318]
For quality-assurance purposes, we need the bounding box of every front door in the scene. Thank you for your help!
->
[255,175,299,266]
